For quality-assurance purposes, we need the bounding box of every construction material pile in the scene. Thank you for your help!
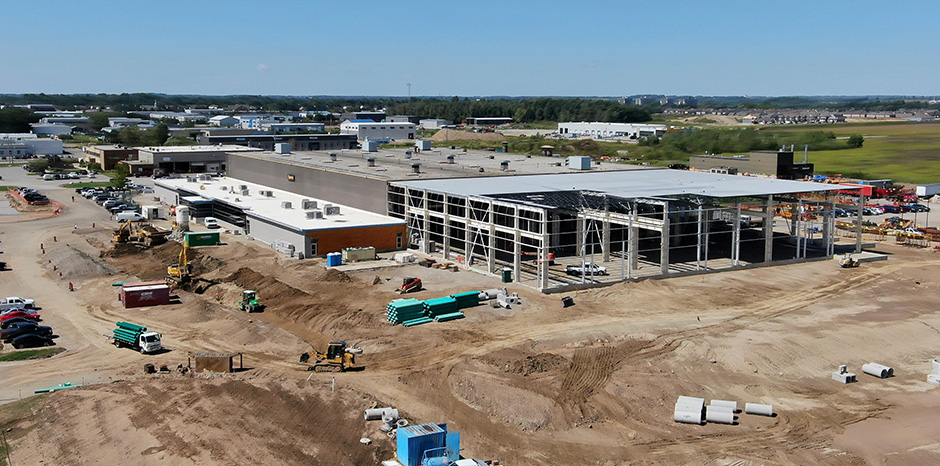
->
[386,291,483,326]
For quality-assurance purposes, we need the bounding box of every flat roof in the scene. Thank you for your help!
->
[229,147,639,181]
[137,145,263,153]
[391,169,851,200]
[156,176,404,232]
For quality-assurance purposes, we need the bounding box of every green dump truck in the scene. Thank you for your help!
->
[107,321,163,354]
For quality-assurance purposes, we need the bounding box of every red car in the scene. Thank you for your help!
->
[0,309,40,322]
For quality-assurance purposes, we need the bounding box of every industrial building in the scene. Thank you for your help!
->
[340,120,415,141]
[419,119,453,129]
[340,111,385,122]
[208,115,238,127]
[30,124,74,136]
[465,117,513,126]
[198,133,357,151]
[557,122,668,139]
[689,150,814,180]
[0,134,63,156]
[154,176,405,258]
[216,146,861,291]
[258,122,325,133]
[136,145,262,173]
[83,145,138,170]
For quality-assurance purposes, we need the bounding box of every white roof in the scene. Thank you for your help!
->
[392,169,851,199]
[137,145,262,153]
[156,177,404,232]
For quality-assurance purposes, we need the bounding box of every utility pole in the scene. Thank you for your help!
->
[407,83,412,99]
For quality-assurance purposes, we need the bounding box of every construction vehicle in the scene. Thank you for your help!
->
[113,222,170,247]
[106,321,162,354]
[839,254,860,268]
[399,277,423,294]
[299,341,363,372]
[167,244,193,284]
[237,290,263,313]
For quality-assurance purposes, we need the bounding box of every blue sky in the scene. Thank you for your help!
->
[2,1,938,96]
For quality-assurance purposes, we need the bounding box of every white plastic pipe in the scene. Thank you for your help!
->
[364,407,398,421]
[677,396,705,409]
[932,359,940,375]
[705,406,734,424]
[674,409,703,424]
[675,402,704,414]
[744,403,773,416]
[709,400,738,412]
[862,362,894,378]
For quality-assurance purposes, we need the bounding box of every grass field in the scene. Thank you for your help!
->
[772,121,940,184]
[0,186,15,191]
[0,347,65,362]
[62,181,112,189]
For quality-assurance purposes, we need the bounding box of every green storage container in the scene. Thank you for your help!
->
[184,231,220,247]
[501,268,512,283]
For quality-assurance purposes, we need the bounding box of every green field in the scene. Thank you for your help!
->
[0,347,65,362]
[773,121,940,184]
[0,186,15,191]
[62,181,112,189]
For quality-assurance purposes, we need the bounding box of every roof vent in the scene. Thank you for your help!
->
[405,150,413,159]
[325,205,341,215]
[329,152,338,162]
[411,162,421,174]
[301,199,317,210]
[281,201,292,209]
[367,157,376,167]
[500,160,510,170]
[240,189,249,196]
[238,185,248,191]
[305,210,323,219]
[446,154,456,164]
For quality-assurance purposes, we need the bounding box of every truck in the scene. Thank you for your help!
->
[916,183,940,197]
[107,321,163,354]
[0,297,35,311]
[564,262,609,276]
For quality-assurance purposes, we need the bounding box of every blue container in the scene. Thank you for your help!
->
[397,423,446,466]
[445,431,460,462]
[326,252,342,266]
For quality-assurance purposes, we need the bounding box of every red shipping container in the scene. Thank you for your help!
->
[121,283,171,308]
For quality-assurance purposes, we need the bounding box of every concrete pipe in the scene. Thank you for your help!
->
[862,362,894,378]
[675,402,704,414]
[673,409,703,425]
[677,396,705,409]
[744,403,773,416]
[710,400,738,412]
[705,406,735,424]
[928,374,940,386]
[932,359,940,375]
[364,407,397,421]
[479,289,501,300]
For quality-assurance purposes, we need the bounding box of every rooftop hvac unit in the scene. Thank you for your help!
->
[500,160,510,170]
[305,210,324,219]
[281,201,292,209]
[366,157,376,167]
[275,142,291,154]
[411,162,420,174]
[322,203,332,213]
[325,205,341,215]
[404,150,413,159]
[446,154,456,164]
[186,176,197,182]
[239,185,248,191]
[301,199,317,210]
[240,189,250,196]
[329,152,338,161]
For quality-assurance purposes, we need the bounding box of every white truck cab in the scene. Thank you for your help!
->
[139,332,163,353]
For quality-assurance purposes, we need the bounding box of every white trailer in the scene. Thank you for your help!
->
[915,183,940,197]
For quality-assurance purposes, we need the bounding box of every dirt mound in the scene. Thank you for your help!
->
[319,269,352,282]
[102,242,223,281]
[430,128,505,142]
[508,353,570,376]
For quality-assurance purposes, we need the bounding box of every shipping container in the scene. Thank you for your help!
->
[184,231,221,247]
[396,423,446,466]
[916,183,940,197]
[342,246,376,263]
[121,283,171,308]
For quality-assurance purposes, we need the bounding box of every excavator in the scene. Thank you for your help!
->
[167,244,193,284]
[299,341,363,372]
[113,222,170,247]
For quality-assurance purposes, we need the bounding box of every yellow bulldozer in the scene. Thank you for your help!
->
[299,341,363,372]
[113,222,170,247]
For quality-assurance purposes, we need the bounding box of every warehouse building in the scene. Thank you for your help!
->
[137,145,262,173]
[689,150,814,180]
[340,111,385,122]
[0,134,63,156]
[198,133,357,151]
[419,119,453,129]
[83,144,138,170]
[557,122,668,139]
[154,176,405,258]
[340,120,415,141]
[465,117,513,126]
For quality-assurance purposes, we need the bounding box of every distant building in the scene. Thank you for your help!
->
[689,150,813,180]
[419,119,452,129]
[387,115,421,124]
[30,123,75,136]
[135,145,263,173]
[340,120,415,141]
[0,133,63,156]
[38,116,91,133]
[557,122,667,138]
[83,145,138,170]
[209,115,239,127]
[340,111,385,122]
[258,122,325,133]
[198,133,357,151]
[464,117,513,126]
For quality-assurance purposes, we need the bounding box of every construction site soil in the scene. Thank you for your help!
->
[3,199,940,465]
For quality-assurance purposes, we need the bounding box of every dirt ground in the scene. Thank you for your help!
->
[3,174,940,465]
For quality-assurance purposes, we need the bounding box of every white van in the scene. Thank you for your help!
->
[116,212,145,223]
[42,174,55,181]
[203,217,220,229]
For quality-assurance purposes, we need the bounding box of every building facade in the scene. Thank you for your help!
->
[689,150,814,180]
[340,120,415,141]
[557,122,667,139]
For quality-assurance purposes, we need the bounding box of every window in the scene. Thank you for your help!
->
[396,232,403,248]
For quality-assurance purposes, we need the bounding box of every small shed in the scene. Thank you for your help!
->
[188,352,244,373]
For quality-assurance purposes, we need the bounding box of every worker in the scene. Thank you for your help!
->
[74,224,78,230]
[68,282,74,292]
[71,195,75,202]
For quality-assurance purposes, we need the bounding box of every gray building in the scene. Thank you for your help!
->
[199,133,357,151]
[689,150,814,180]
[136,145,262,173]
[339,111,385,122]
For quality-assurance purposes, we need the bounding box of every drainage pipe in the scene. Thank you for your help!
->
[744,403,773,416]
[673,409,703,424]
[364,407,398,421]
[709,400,738,412]
[862,363,893,378]
[705,406,735,424]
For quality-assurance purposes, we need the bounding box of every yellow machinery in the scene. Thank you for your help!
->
[839,253,860,268]
[299,341,363,372]
[113,222,169,247]
[167,244,193,284]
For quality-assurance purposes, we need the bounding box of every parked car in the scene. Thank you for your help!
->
[103,199,123,209]
[204,217,220,229]
[10,333,55,349]
[0,317,36,329]
[116,212,145,223]
[42,174,55,181]
[2,323,52,342]
[0,309,41,322]
[907,204,930,212]
[880,205,900,214]
[565,262,609,276]
[68,172,81,179]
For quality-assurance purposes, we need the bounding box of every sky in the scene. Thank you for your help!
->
[2,1,939,97]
